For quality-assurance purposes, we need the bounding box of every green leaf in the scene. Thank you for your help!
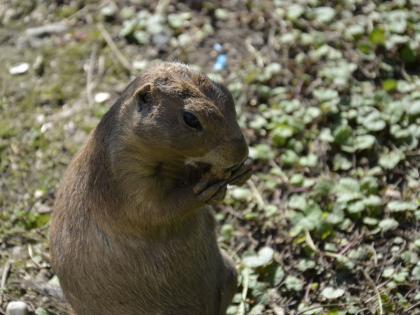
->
[230,187,252,202]
[388,201,418,212]
[282,150,299,167]
[383,79,397,92]
[287,4,304,20]
[393,270,409,282]
[264,205,277,217]
[313,178,333,197]
[271,125,294,146]
[35,308,50,315]
[299,154,318,168]
[336,255,355,269]
[379,218,399,232]
[321,61,357,86]
[120,19,138,37]
[382,267,395,278]
[168,12,191,29]
[412,265,420,280]
[390,124,410,139]
[249,115,268,130]
[333,154,352,171]
[321,287,345,300]
[221,224,234,240]
[348,201,365,214]
[249,144,275,160]
[407,100,420,116]
[297,304,323,315]
[379,150,404,169]
[288,195,308,210]
[35,213,50,228]
[313,7,336,23]
[313,89,339,102]
[249,304,265,315]
[319,128,334,142]
[363,195,382,207]
[284,275,303,291]
[363,217,379,226]
[226,306,237,315]
[333,125,352,145]
[361,177,379,194]
[242,247,274,268]
[334,178,362,203]
[290,203,324,236]
[272,265,285,286]
[133,31,149,45]
[370,28,386,45]
[297,259,316,272]
[360,110,386,131]
[387,10,407,34]
[327,208,345,225]
[354,134,376,150]
[290,174,304,186]
[304,107,322,124]
[263,63,282,80]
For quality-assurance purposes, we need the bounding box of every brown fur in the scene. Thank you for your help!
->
[50,62,251,315]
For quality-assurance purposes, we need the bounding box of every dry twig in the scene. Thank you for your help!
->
[363,270,384,315]
[28,244,41,269]
[86,45,98,107]
[238,268,250,315]
[0,260,11,305]
[247,178,266,209]
[97,23,132,72]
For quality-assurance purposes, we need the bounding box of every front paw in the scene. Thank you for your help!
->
[227,159,252,186]
[193,179,228,205]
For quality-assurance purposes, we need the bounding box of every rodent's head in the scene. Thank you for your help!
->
[116,62,248,179]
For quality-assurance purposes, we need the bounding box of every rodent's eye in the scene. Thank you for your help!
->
[183,111,202,130]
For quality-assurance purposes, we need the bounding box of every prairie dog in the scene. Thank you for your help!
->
[50,62,251,315]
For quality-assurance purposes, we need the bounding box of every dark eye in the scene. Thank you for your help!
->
[183,111,202,130]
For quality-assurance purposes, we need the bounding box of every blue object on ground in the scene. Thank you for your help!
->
[213,43,223,52]
[213,54,228,71]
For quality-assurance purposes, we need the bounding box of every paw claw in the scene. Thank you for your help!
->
[229,168,252,186]
[196,181,227,204]
[227,159,252,186]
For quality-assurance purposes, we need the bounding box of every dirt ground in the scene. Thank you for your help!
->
[1,0,419,314]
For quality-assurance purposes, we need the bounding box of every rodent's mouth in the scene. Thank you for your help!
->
[184,162,212,184]
[185,160,246,185]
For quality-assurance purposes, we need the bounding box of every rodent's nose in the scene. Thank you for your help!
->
[223,136,249,171]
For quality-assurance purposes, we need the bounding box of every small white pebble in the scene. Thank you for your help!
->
[94,92,110,103]
[133,60,148,71]
[6,301,29,315]
[64,121,76,135]
[9,63,29,75]
[34,189,44,198]
[101,3,117,17]
[40,122,53,133]
[36,114,45,124]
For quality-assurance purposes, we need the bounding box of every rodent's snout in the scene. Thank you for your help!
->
[230,135,249,166]
[187,134,249,180]
[216,135,248,174]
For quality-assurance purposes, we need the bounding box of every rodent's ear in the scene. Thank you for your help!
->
[134,83,153,113]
